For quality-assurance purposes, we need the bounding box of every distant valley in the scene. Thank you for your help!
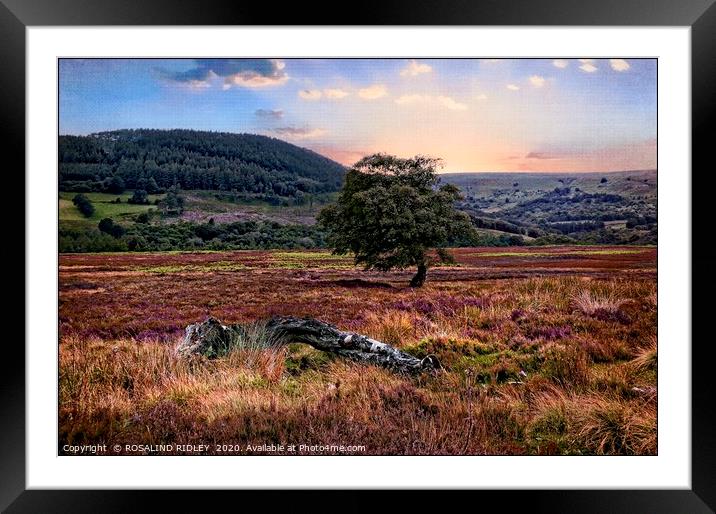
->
[58,129,657,252]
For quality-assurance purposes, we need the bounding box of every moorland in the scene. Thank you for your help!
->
[58,129,657,455]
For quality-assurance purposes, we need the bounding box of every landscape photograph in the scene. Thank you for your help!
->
[59,58,657,456]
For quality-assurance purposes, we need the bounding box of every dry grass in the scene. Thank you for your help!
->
[574,396,656,455]
[572,290,625,316]
[631,336,658,373]
[362,310,417,347]
[59,246,657,455]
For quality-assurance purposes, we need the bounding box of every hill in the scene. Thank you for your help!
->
[440,170,656,202]
[58,154,657,252]
[440,170,657,245]
[59,129,346,201]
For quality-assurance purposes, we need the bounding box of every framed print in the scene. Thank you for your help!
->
[4,0,715,511]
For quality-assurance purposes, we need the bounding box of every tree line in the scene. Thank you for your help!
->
[59,220,328,253]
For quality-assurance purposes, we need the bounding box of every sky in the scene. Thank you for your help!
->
[59,58,657,173]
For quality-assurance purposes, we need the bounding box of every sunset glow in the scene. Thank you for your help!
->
[60,58,656,173]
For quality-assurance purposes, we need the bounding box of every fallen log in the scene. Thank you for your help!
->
[176,316,440,374]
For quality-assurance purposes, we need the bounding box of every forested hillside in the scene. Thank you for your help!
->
[59,129,345,201]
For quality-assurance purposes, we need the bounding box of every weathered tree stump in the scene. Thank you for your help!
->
[176,316,440,374]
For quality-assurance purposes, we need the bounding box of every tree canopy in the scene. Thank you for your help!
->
[58,129,345,199]
[317,154,475,287]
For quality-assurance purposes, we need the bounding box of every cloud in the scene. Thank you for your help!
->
[358,84,388,100]
[529,75,546,87]
[610,59,630,71]
[553,59,569,69]
[299,88,350,100]
[394,94,429,105]
[506,84,520,91]
[518,138,656,171]
[273,127,326,140]
[394,94,467,111]
[525,151,559,160]
[400,60,432,77]
[324,88,349,99]
[183,77,215,91]
[579,62,598,73]
[159,59,288,89]
[476,93,488,100]
[579,59,595,63]
[255,109,283,120]
[298,89,322,100]
[437,96,468,111]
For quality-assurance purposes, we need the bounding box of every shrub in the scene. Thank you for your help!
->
[98,218,125,238]
[106,175,125,194]
[72,193,95,217]
[128,189,150,205]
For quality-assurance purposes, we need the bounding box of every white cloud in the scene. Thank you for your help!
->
[273,127,326,140]
[185,79,212,91]
[506,84,520,91]
[610,59,630,71]
[476,93,488,100]
[529,75,546,87]
[221,60,289,89]
[324,88,349,99]
[358,84,388,100]
[553,59,569,69]
[298,89,322,100]
[400,60,432,77]
[437,96,468,111]
[579,62,598,73]
[579,59,595,63]
[394,94,467,111]
[225,74,289,88]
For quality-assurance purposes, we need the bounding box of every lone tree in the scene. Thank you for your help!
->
[317,154,475,287]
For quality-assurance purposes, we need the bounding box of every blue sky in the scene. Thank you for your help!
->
[59,58,657,172]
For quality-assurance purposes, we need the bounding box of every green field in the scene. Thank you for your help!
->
[59,192,165,225]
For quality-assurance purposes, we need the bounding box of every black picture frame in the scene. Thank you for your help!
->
[3,0,714,511]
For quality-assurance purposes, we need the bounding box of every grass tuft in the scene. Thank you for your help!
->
[630,336,657,372]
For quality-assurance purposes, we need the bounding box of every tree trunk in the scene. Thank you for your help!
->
[409,261,428,288]
[176,316,440,374]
